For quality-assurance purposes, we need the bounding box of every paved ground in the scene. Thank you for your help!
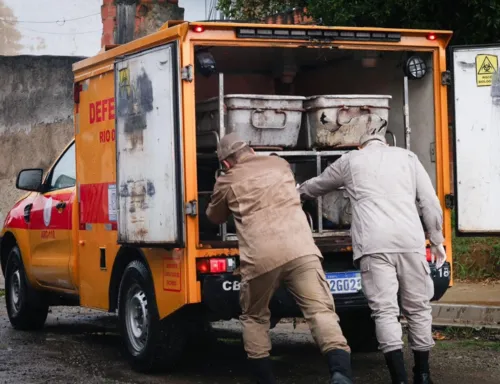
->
[0,297,499,384]
[441,281,500,306]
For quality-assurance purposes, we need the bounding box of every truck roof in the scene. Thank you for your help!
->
[72,21,453,79]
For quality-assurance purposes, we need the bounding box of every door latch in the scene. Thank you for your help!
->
[185,200,197,217]
[181,65,194,82]
[445,194,455,209]
[430,142,436,163]
[441,70,452,86]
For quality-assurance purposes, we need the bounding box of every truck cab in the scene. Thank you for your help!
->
[0,21,460,372]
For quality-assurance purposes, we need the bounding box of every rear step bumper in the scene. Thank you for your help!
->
[201,273,369,321]
[200,261,451,321]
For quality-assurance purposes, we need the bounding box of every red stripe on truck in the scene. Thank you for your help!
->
[79,182,117,227]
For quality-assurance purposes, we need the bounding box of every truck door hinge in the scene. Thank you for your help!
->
[181,65,194,82]
[185,200,197,217]
[445,194,455,209]
[441,70,452,86]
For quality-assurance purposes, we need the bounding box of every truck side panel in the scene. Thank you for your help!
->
[76,70,118,309]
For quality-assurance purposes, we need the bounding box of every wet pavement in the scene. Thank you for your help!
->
[0,296,499,384]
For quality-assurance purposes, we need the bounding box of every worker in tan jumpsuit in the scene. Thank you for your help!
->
[206,133,353,384]
[298,132,447,384]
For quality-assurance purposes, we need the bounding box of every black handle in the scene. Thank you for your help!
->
[56,201,67,210]
[23,203,33,223]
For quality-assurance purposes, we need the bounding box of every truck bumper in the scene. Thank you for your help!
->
[201,273,369,321]
[200,261,451,321]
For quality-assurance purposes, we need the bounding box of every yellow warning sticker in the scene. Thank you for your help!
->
[476,54,498,87]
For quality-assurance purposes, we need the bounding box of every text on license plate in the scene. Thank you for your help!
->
[325,272,362,294]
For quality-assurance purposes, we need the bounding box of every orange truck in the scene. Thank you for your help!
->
[1,21,467,371]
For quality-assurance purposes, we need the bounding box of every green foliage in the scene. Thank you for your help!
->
[451,211,500,281]
[217,0,500,45]
[216,0,305,21]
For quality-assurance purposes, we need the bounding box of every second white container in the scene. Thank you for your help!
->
[303,95,392,148]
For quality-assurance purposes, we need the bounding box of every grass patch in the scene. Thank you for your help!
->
[435,325,500,340]
[434,326,500,351]
[0,289,4,298]
[451,211,500,280]
[436,339,500,352]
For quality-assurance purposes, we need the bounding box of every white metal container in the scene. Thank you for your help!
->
[293,162,351,228]
[196,94,306,149]
[303,95,392,148]
[322,189,352,227]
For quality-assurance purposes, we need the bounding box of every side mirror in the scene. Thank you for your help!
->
[16,169,44,192]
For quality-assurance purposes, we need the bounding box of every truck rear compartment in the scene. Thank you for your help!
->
[193,45,436,250]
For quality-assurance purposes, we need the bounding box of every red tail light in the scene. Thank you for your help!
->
[196,257,236,274]
[210,258,227,273]
[197,259,210,273]
[426,247,432,262]
[193,25,205,33]
[426,33,437,41]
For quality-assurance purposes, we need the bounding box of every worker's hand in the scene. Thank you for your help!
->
[430,244,447,269]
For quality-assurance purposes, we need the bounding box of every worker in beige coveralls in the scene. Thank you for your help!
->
[298,132,447,384]
[206,133,353,384]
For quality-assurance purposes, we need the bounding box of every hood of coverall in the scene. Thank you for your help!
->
[359,132,387,147]
[217,132,249,161]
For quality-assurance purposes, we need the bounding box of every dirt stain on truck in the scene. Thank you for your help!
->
[117,67,154,151]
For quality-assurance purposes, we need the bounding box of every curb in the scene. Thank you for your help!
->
[430,303,500,328]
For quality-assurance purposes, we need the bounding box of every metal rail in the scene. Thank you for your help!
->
[198,148,352,239]
[197,150,349,159]
[403,76,411,150]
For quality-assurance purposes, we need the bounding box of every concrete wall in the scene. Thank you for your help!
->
[0,55,83,225]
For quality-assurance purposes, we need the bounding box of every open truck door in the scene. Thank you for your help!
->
[115,42,185,246]
[452,44,500,235]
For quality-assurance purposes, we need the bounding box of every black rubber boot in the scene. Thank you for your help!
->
[383,349,408,384]
[326,349,353,384]
[413,351,433,384]
[248,357,277,384]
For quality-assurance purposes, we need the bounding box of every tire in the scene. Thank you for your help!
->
[5,245,49,330]
[118,260,186,373]
[340,309,379,353]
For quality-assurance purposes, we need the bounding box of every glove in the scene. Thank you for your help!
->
[430,244,447,269]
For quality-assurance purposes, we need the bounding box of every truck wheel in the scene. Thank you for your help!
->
[5,245,49,330]
[118,260,185,372]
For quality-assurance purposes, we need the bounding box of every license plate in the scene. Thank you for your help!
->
[325,272,362,294]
